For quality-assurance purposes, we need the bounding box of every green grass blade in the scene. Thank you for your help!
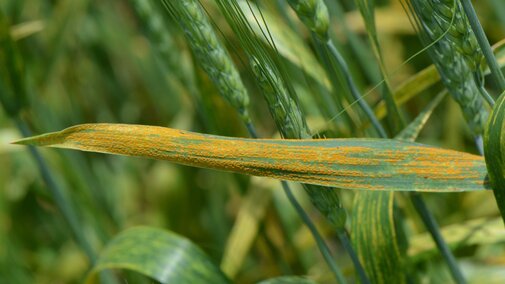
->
[397,91,446,142]
[484,91,505,224]
[352,191,405,284]
[14,123,489,192]
[85,226,229,284]
[374,65,440,120]
[10,20,45,40]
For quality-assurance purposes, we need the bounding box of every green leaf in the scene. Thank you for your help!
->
[14,123,489,192]
[484,90,505,224]
[397,91,447,142]
[375,65,440,120]
[85,226,229,284]
[352,191,406,284]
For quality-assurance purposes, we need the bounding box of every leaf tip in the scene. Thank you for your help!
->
[11,137,33,145]
[10,132,59,147]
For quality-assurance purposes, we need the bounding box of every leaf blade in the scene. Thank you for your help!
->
[86,226,229,284]
[15,123,489,192]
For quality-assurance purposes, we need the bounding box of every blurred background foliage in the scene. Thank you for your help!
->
[1,0,505,283]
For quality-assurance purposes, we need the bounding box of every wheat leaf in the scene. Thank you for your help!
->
[14,123,489,192]
[85,226,229,284]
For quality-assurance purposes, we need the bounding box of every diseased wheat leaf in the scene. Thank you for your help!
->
[85,226,229,284]
[352,191,405,283]
[14,123,489,192]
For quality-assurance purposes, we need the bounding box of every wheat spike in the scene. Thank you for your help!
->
[162,0,251,123]
[287,0,330,41]
[410,0,489,135]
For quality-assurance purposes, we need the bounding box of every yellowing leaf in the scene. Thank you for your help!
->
[14,123,489,192]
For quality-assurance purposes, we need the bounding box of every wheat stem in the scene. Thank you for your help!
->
[326,41,388,138]
[460,0,505,93]
[281,181,347,284]
[410,192,466,284]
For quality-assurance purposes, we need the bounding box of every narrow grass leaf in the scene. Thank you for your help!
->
[374,40,505,121]
[85,226,229,284]
[397,91,446,142]
[352,191,405,284]
[484,91,505,224]
[374,65,440,120]
[14,123,489,192]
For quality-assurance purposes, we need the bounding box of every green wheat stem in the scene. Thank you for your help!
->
[410,192,466,284]
[287,0,389,136]
[460,0,505,93]
[326,40,387,138]
[281,182,347,284]
[336,229,370,284]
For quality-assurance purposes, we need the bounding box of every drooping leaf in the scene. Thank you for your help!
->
[85,226,229,284]
[14,123,489,192]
